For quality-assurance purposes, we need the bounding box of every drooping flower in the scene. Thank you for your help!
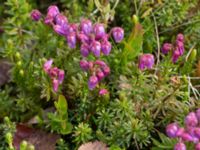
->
[80,19,92,35]
[166,123,179,138]
[176,33,184,42]
[31,9,42,21]
[90,41,101,57]
[181,132,194,142]
[47,5,60,18]
[53,79,59,92]
[138,54,154,70]
[172,49,181,63]
[101,40,112,55]
[162,43,173,54]
[174,142,186,150]
[43,59,53,73]
[88,75,98,90]
[93,23,106,40]
[96,70,105,81]
[112,27,124,43]
[79,60,89,71]
[77,32,89,44]
[58,70,65,84]
[53,25,66,36]
[185,112,198,127]
[102,66,110,76]
[80,43,90,57]
[55,14,68,27]
[66,32,77,48]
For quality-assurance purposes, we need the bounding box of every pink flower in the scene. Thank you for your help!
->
[138,54,154,70]
[43,59,53,73]
[31,9,42,21]
[162,43,173,54]
[88,75,98,90]
[93,23,106,40]
[112,27,124,43]
[166,123,179,138]
[53,79,59,92]
[99,89,108,96]
[58,70,65,84]
[80,19,92,35]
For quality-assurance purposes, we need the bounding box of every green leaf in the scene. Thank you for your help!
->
[61,122,73,135]
[121,20,143,66]
[55,95,68,114]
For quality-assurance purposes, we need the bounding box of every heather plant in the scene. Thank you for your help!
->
[0,0,200,150]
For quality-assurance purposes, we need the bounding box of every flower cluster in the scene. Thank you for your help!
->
[41,5,124,55]
[80,60,110,90]
[161,33,185,63]
[138,54,155,71]
[31,5,124,91]
[166,109,200,150]
[43,59,64,92]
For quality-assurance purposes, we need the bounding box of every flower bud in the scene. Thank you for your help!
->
[138,54,154,70]
[53,25,66,36]
[77,32,89,43]
[176,128,185,137]
[66,32,77,49]
[17,61,22,67]
[49,67,59,78]
[176,33,184,42]
[176,41,184,55]
[19,70,24,76]
[31,9,42,21]
[185,112,198,127]
[96,70,105,81]
[93,23,106,40]
[174,142,186,150]
[162,43,173,54]
[172,49,181,63]
[79,60,89,71]
[55,14,68,26]
[95,60,107,67]
[181,132,194,141]
[80,43,90,57]
[166,123,179,138]
[44,15,54,25]
[15,52,21,60]
[43,59,53,73]
[112,27,124,43]
[195,143,200,150]
[99,89,108,96]
[67,23,78,33]
[101,40,112,56]
[133,15,139,24]
[58,70,65,84]
[80,19,92,35]
[47,5,60,18]
[88,75,98,90]
[90,41,101,57]
[88,61,94,70]
[102,66,110,76]
[53,79,59,92]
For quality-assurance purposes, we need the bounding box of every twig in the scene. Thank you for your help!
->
[152,13,160,72]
